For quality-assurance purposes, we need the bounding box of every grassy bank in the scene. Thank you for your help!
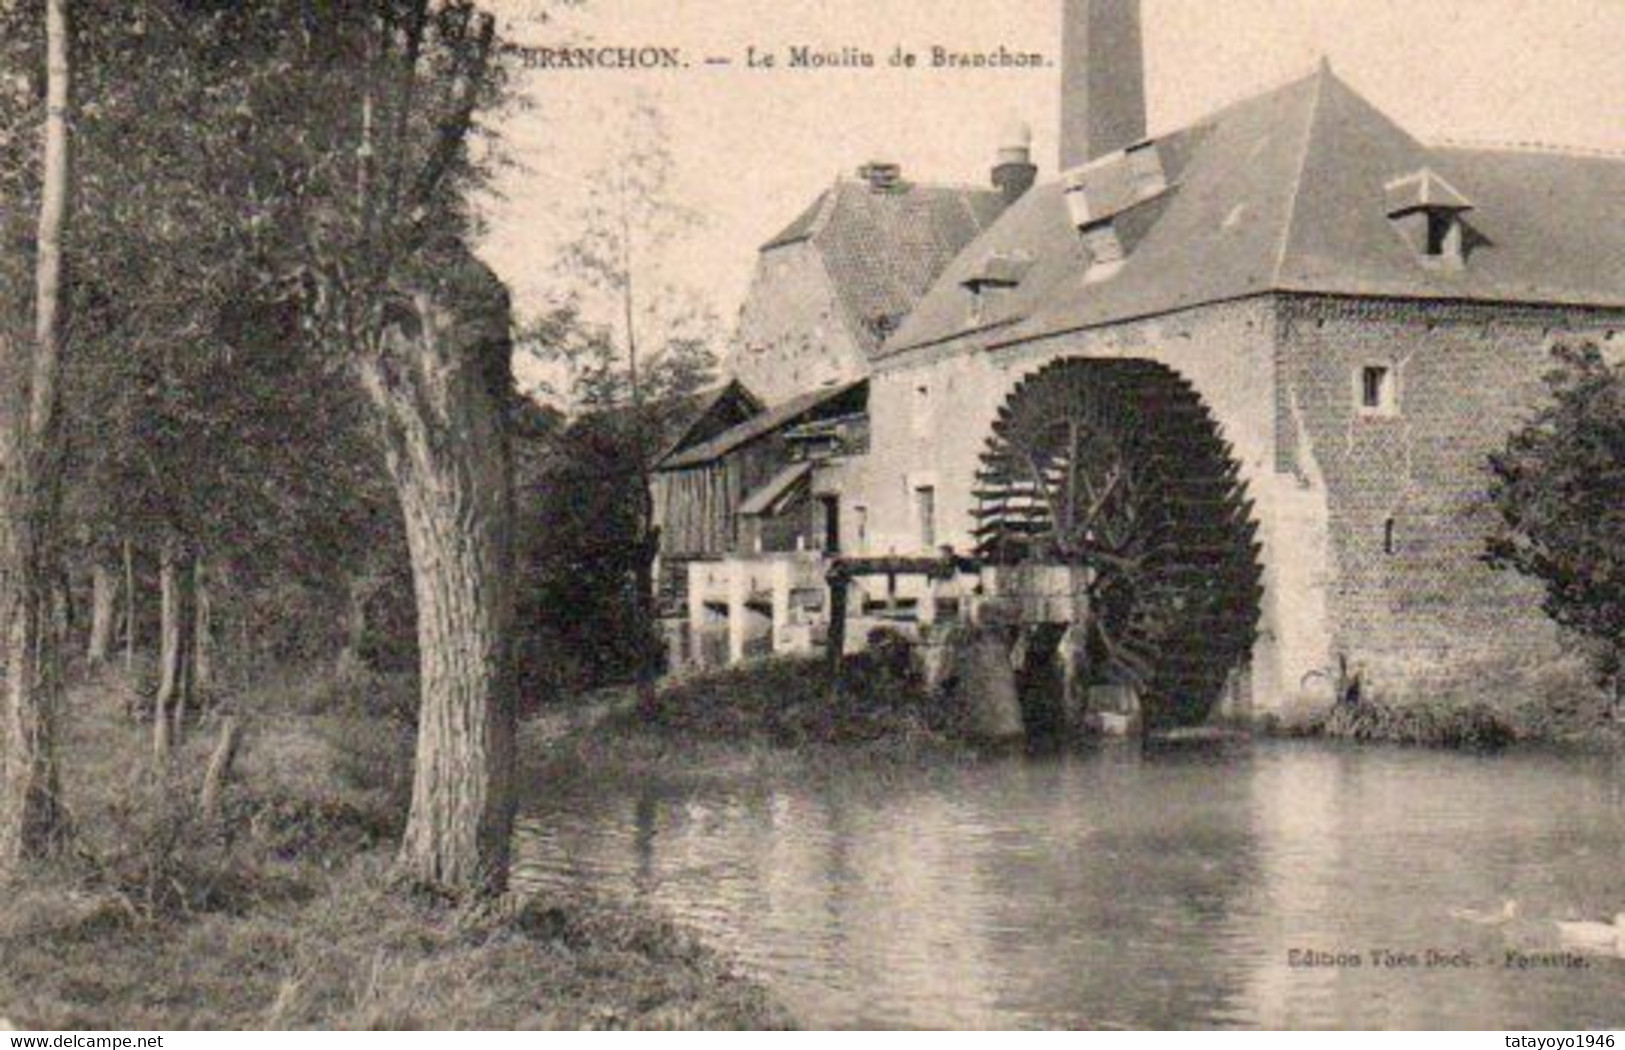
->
[638,636,969,755]
[1262,655,1622,750]
[640,643,1621,755]
[0,666,788,1031]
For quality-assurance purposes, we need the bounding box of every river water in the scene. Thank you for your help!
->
[513,740,1624,1029]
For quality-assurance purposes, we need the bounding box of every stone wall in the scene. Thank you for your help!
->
[729,242,868,405]
[1277,295,1624,688]
[858,298,1333,708]
[838,293,1622,710]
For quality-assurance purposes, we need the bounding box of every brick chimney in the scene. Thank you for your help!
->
[857,161,904,192]
[1059,0,1148,171]
[991,119,1038,205]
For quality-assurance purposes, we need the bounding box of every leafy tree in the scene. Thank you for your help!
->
[42,7,405,748]
[0,0,72,869]
[534,96,720,415]
[227,0,523,894]
[1487,343,1625,714]
[520,98,720,704]
[7,0,525,893]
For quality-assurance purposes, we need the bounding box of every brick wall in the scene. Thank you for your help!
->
[1277,295,1625,687]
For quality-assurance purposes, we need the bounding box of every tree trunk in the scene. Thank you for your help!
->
[337,573,370,676]
[122,537,135,675]
[0,0,72,870]
[632,531,658,712]
[358,272,516,896]
[199,717,242,822]
[51,572,72,654]
[192,558,212,697]
[153,545,194,761]
[87,561,116,664]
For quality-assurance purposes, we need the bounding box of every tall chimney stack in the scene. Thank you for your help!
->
[1059,0,1148,171]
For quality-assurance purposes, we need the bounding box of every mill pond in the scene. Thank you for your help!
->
[516,737,1624,1030]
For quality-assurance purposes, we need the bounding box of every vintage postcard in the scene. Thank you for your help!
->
[0,0,1620,1035]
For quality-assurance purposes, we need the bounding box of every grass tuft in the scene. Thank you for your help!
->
[1313,697,1517,749]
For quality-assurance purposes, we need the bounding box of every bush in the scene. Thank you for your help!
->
[641,631,954,748]
[83,771,254,919]
[1316,697,1516,749]
[1486,343,1625,703]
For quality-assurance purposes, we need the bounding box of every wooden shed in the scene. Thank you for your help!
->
[652,381,868,594]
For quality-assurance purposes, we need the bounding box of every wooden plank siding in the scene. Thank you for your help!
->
[654,434,793,559]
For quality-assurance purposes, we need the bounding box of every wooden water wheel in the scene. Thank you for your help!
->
[973,358,1263,730]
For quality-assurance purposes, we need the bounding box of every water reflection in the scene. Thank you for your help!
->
[513,743,1624,1029]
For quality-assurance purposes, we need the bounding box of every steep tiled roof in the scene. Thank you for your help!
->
[883,64,1625,358]
[763,178,1007,353]
[656,380,867,471]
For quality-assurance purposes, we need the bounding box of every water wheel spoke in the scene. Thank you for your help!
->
[1093,618,1153,685]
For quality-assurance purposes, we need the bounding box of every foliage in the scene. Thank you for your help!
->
[640,639,956,750]
[1314,696,1517,750]
[0,4,416,675]
[509,100,726,703]
[512,417,661,703]
[1486,343,1625,696]
[524,96,720,414]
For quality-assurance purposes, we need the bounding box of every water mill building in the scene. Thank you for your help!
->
[652,0,1625,727]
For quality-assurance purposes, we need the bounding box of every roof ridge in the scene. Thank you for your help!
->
[1429,136,1625,160]
[1269,62,1331,287]
[810,180,845,237]
[812,231,876,353]
[832,174,1002,196]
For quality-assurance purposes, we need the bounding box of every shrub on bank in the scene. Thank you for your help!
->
[1315,697,1517,749]
[1262,653,1619,749]
[643,631,955,748]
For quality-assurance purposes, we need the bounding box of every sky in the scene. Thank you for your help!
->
[479,0,1625,381]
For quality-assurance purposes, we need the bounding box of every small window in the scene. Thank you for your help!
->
[1359,365,1397,416]
[914,486,936,549]
[1425,212,1453,257]
[1383,517,1397,555]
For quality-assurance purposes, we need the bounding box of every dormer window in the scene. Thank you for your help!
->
[1063,140,1171,283]
[962,252,1032,323]
[1385,168,1473,269]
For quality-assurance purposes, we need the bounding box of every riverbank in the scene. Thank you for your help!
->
[642,638,965,752]
[0,667,788,1031]
[1263,655,1622,750]
[627,646,1620,754]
